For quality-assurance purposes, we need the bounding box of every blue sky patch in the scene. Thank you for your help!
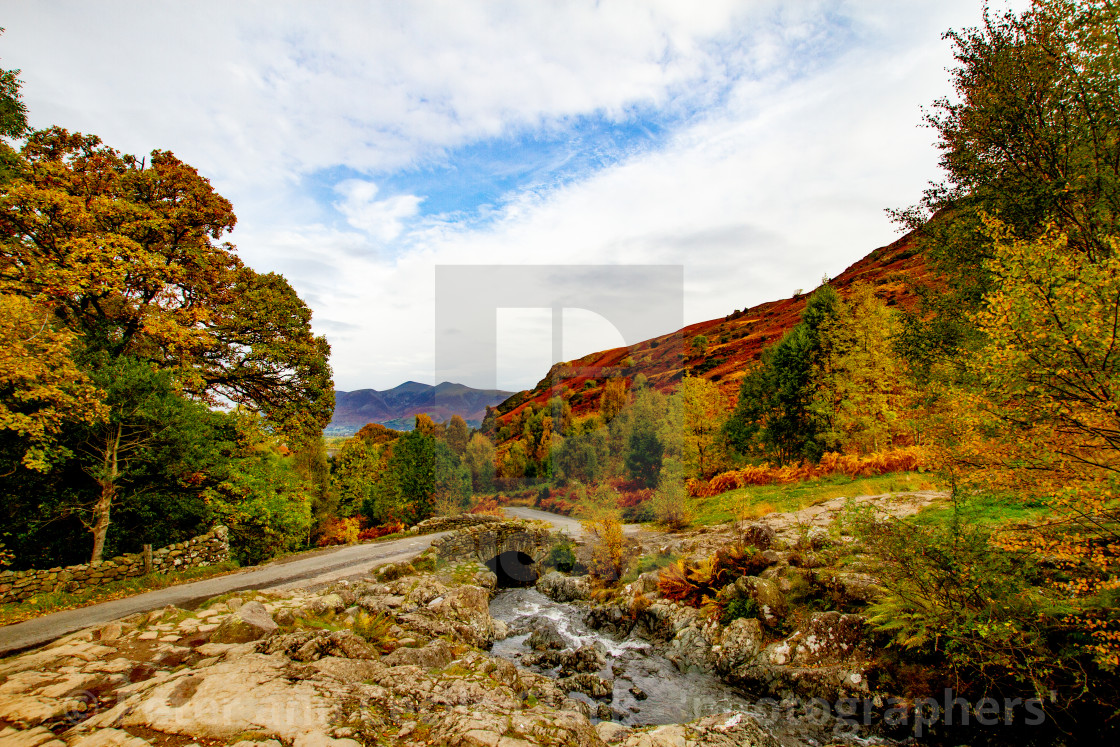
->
[304,104,692,234]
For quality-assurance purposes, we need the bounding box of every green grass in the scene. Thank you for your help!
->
[689,471,939,526]
[910,490,1051,528]
[0,560,240,626]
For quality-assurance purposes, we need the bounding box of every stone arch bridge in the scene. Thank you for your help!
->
[427,520,557,586]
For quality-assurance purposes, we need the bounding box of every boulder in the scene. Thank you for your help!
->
[558,672,613,700]
[67,730,151,747]
[81,655,334,741]
[596,721,632,744]
[536,571,591,602]
[0,725,67,747]
[584,603,633,636]
[255,630,376,662]
[666,624,713,674]
[211,601,278,644]
[381,639,454,670]
[712,617,765,676]
[736,523,776,551]
[307,593,346,615]
[741,577,787,627]
[557,645,607,676]
[426,584,496,647]
[292,733,362,747]
[527,623,567,652]
[816,570,886,605]
[787,612,868,667]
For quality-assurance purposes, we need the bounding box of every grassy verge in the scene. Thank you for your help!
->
[689,470,940,526]
[0,560,240,627]
[910,489,1052,528]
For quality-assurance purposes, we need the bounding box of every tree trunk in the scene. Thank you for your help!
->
[90,426,121,563]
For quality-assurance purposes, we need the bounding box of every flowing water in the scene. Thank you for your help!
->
[489,588,892,746]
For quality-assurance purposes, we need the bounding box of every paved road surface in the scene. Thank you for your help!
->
[501,506,644,537]
[0,532,443,657]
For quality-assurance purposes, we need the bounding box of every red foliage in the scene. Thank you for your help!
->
[616,488,652,509]
[470,496,504,516]
[317,517,360,547]
[356,521,404,540]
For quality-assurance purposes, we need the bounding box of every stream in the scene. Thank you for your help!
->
[489,588,892,746]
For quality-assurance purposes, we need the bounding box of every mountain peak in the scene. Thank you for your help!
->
[328,381,512,435]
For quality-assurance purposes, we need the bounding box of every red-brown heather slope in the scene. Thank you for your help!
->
[489,225,935,431]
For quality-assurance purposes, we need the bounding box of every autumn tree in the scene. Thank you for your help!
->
[0,37,27,183]
[0,129,333,560]
[203,412,314,565]
[678,376,726,478]
[446,414,470,457]
[355,422,400,445]
[893,0,1120,368]
[414,413,439,437]
[557,425,608,485]
[625,386,665,487]
[331,436,386,517]
[691,334,708,357]
[811,283,914,453]
[464,432,497,492]
[599,378,628,422]
[0,128,333,441]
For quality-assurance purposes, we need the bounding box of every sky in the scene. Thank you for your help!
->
[2,0,1027,392]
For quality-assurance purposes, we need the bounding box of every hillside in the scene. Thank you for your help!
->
[329,381,513,435]
[490,225,934,427]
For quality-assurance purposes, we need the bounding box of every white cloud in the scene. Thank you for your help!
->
[333,180,423,242]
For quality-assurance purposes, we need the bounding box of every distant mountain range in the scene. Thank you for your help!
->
[326,381,513,435]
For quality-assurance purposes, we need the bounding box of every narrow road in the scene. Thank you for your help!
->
[0,531,444,658]
[501,506,645,537]
[501,506,587,536]
[0,507,643,657]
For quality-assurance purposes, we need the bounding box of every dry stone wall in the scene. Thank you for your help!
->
[0,526,230,604]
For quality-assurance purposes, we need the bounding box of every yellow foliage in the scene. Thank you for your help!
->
[936,221,1120,671]
[0,293,107,471]
[581,516,632,585]
[812,282,917,454]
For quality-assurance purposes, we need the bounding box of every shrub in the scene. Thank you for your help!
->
[621,552,677,584]
[688,447,926,497]
[545,541,576,572]
[852,501,1076,701]
[658,545,769,608]
[412,551,437,573]
[582,517,633,585]
[652,458,693,529]
[316,517,360,547]
[470,495,504,516]
[352,610,397,653]
[720,596,758,625]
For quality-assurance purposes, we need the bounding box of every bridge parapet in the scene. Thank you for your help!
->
[429,519,555,565]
